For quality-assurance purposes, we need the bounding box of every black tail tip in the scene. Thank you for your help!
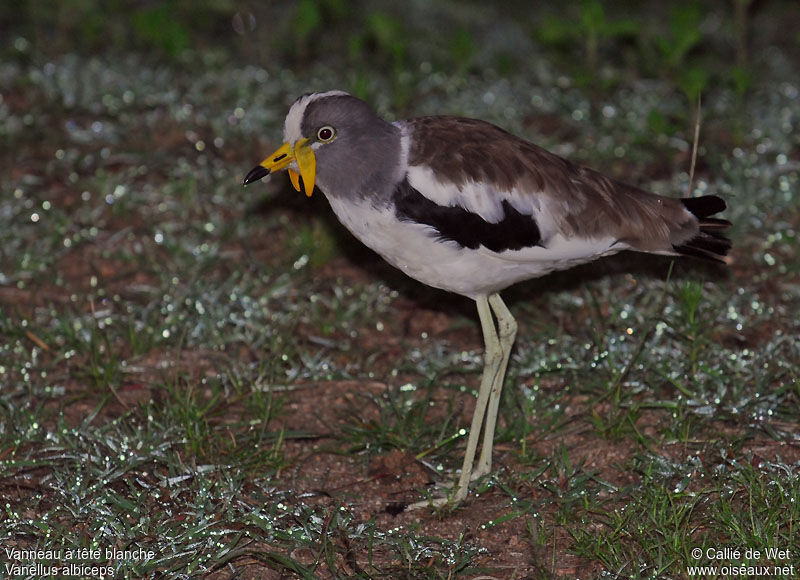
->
[681,195,727,219]
[675,195,732,264]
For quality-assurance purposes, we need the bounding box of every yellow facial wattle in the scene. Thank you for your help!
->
[253,138,316,196]
[293,138,316,197]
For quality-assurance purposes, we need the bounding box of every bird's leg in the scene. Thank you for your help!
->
[449,293,504,504]
[408,294,510,509]
[473,293,517,479]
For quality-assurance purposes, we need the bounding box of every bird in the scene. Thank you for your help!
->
[243,90,731,508]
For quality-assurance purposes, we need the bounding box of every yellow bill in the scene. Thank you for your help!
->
[242,138,316,197]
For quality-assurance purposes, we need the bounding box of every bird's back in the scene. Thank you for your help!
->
[403,116,730,262]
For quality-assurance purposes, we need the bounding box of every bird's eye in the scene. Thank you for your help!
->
[316,126,336,142]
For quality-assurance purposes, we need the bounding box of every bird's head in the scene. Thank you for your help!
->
[243,91,401,198]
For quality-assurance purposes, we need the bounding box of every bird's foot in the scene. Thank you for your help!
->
[405,495,451,511]
[405,471,480,511]
[405,478,456,511]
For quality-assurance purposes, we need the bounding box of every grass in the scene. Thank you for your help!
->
[2,1,800,578]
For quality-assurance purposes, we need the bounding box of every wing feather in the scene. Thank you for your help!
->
[405,116,729,256]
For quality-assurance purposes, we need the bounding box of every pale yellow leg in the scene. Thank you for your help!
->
[473,293,517,479]
[408,292,515,510]
[448,293,505,504]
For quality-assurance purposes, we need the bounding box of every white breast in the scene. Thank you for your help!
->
[324,195,626,299]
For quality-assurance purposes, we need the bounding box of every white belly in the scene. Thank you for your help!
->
[325,195,623,299]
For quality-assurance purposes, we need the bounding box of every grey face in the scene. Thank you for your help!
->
[300,95,402,200]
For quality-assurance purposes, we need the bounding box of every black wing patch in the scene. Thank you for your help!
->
[392,179,542,252]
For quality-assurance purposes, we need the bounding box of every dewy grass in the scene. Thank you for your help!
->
[1,374,491,577]
[2,2,799,576]
[567,452,800,578]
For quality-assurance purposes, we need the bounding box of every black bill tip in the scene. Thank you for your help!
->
[243,165,270,186]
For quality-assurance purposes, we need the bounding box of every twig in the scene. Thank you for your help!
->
[686,93,702,197]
